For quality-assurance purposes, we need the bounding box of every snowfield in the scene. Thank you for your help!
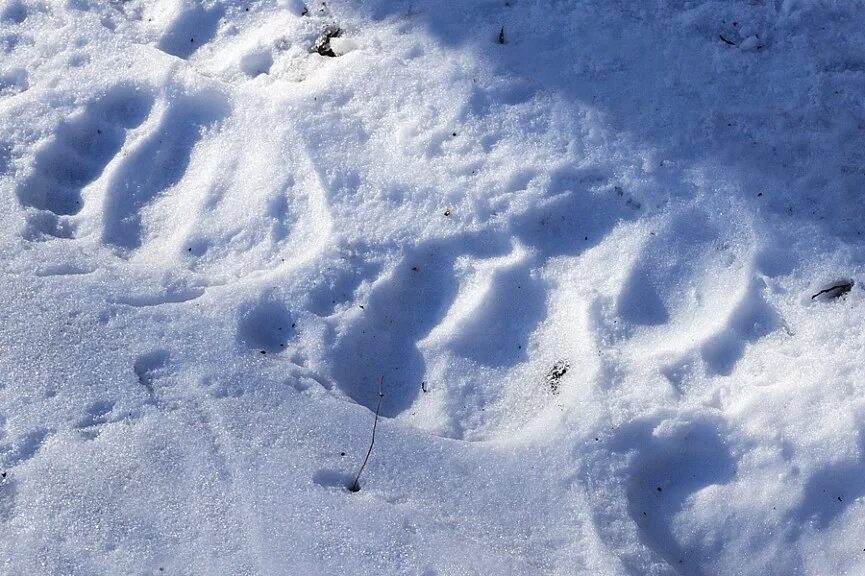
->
[2,0,865,574]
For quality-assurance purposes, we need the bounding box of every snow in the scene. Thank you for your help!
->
[1,0,865,573]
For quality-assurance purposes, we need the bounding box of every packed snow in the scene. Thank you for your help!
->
[2,0,865,574]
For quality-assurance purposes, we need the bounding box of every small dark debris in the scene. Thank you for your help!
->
[359,305,364,309]
[838,496,843,502]
[498,27,506,44]
[411,266,419,272]
[1,471,6,478]
[544,360,570,394]
[421,381,428,393]
[190,37,195,43]
[757,192,763,197]
[315,25,342,57]
[452,132,457,137]
[444,208,451,216]
[657,486,663,492]
[719,34,736,46]
[301,5,309,16]
[811,280,854,300]
[340,452,346,456]
[259,350,267,355]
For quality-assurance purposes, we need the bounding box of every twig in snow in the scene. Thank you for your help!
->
[498,27,506,44]
[719,34,736,46]
[348,376,384,492]
[811,280,854,300]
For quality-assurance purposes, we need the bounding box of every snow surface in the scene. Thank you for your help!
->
[2,0,865,574]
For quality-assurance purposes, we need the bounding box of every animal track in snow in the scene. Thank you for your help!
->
[0,427,51,468]
[165,136,333,283]
[102,93,228,251]
[0,67,27,97]
[134,350,171,395]
[74,400,116,440]
[790,428,865,531]
[157,1,224,60]
[329,168,637,435]
[237,295,297,354]
[620,416,737,576]
[0,1,27,25]
[17,85,153,238]
[598,206,779,384]
[697,278,778,376]
[329,237,476,418]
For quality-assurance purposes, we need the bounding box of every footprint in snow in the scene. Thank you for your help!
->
[17,85,154,239]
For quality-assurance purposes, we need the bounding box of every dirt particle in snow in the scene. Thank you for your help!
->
[544,360,570,394]
[315,26,342,57]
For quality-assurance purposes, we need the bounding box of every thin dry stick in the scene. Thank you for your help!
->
[349,376,384,492]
